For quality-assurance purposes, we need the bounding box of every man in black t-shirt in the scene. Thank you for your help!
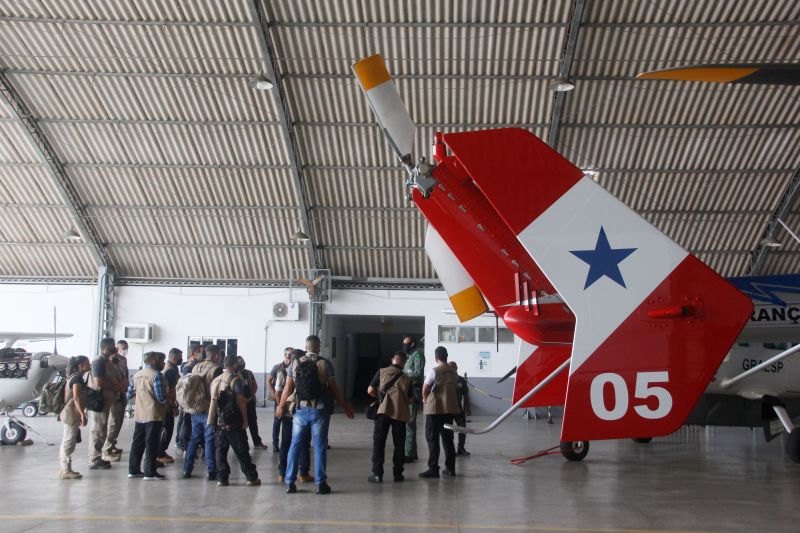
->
[158,348,182,463]
[210,355,260,487]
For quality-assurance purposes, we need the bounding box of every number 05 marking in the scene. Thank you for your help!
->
[590,371,672,421]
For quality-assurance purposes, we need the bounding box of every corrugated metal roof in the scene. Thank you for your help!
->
[0,0,798,285]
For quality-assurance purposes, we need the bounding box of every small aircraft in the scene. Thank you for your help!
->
[0,332,71,445]
[351,54,800,463]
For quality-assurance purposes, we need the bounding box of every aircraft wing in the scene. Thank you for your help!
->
[442,128,754,441]
[0,332,73,349]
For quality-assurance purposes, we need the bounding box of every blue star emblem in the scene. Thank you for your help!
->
[570,227,637,290]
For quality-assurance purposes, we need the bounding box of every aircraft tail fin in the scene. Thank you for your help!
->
[442,128,753,441]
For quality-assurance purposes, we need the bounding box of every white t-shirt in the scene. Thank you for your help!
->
[423,367,437,387]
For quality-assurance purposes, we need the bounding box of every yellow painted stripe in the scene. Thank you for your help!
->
[0,514,717,533]
[450,284,487,322]
[353,54,392,91]
[636,66,759,83]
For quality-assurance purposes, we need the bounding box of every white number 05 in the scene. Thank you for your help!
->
[589,371,672,421]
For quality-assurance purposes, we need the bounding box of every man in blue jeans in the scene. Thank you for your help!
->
[182,345,223,480]
[276,335,354,494]
[267,347,292,452]
[277,349,312,483]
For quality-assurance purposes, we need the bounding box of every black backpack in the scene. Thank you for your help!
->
[216,389,243,430]
[294,357,323,402]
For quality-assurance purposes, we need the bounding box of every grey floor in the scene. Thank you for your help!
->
[1,409,798,533]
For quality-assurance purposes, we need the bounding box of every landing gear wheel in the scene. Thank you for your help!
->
[22,404,38,418]
[560,440,589,461]
[632,437,653,444]
[786,428,800,464]
[1,421,28,445]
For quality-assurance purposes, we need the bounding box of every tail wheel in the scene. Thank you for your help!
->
[632,437,653,444]
[787,428,800,464]
[1,421,27,445]
[22,404,38,418]
[560,440,590,461]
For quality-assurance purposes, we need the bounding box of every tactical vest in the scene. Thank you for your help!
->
[208,371,242,427]
[193,360,220,392]
[133,367,165,422]
[423,364,460,416]
[87,355,123,404]
[61,376,87,426]
[377,366,412,422]
[275,362,288,391]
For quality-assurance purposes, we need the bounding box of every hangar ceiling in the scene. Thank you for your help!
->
[0,0,798,287]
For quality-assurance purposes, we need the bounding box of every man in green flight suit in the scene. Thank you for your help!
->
[402,336,425,462]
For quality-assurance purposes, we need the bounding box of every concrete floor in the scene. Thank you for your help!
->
[1,409,798,533]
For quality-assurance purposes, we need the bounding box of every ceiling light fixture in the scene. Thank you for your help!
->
[62,227,82,243]
[550,77,575,92]
[248,76,274,91]
[293,230,310,242]
[759,235,782,248]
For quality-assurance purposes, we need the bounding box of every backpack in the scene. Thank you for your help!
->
[216,389,243,431]
[40,375,67,415]
[176,373,211,414]
[294,357,323,403]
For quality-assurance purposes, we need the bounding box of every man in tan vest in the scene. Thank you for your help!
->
[208,354,260,487]
[419,346,460,478]
[182,344,223,479]
[87,338,126,469]
[367,350,412,483]
[103,339,130,460]
[128,352,167,480]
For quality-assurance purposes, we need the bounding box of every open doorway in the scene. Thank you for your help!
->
[324,315,424,406]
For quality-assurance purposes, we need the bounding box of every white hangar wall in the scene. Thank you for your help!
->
[0,284,522,413]
[0,284,97,357]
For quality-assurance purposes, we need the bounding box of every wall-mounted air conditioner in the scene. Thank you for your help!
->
[272,302,299,321]
[122,323,153,343]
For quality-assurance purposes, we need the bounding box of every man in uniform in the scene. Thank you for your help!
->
[87,338,126,469]
[237,355,268,449]
[402,336,425,463]
[419,346,460,478]
[267,347,292,452]
[367,351,412,483]
[209,355,260,487]
[182,344,223,480]
[101,339,129,462]
[128,351,167,480]
[449,361,472,456]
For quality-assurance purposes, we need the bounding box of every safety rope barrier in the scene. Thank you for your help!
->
[464,380,512,402]
[509,444,572,464]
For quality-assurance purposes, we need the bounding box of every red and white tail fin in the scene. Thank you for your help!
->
[443,128,753,441]
[513,341,569,407]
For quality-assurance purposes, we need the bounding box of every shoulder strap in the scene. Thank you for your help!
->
[379,370,404,402]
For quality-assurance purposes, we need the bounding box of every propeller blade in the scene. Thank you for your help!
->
[636,64,800,85]
[353,54,416,164]
[425,225,487,322]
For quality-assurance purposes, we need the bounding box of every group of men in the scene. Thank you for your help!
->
[74,333,471,492]
[81,338,266,485]
[364,339,471,483]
